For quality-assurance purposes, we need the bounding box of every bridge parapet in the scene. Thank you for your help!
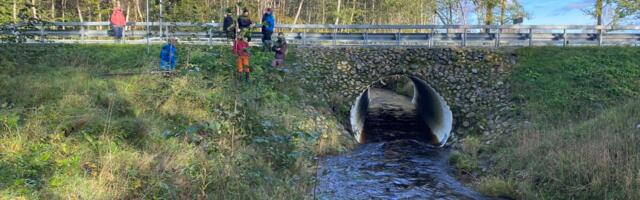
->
[2,22,639,46]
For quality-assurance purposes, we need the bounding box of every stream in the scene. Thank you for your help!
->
[314,89,488,200]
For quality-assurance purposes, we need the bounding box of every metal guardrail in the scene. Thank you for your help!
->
[2,22,639,47]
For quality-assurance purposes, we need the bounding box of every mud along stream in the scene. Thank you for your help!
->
[314,88,487,199]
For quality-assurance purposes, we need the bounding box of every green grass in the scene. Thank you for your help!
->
[476,176,519,199]
[477,47,640,199]
[510,47,640,124]
[3,44,640,199]
[0,44,351,199]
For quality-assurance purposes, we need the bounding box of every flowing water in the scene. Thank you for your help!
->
[315,89,488,200]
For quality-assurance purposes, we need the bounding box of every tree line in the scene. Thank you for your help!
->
[0,0,638,26]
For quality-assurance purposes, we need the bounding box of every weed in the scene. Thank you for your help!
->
[476,176,519,199]
[449,151,479,175]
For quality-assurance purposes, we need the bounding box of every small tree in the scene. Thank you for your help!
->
[585,0,640,26]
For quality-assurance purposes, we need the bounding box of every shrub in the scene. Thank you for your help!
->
[449,151,478,175]
[476,176,519,199]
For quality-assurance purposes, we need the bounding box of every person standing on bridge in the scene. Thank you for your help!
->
[237,9,253,42]
[223,8,236,42]
[109,2,126,43]
[233,34,251,83]
[261,8,276,52]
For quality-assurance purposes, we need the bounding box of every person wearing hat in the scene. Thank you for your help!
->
[271,32,288,70]
[160,38,178,71]
[233,34,251,82]
[261,8,276,52]
[222,8,236,41]
[237,9,253,42]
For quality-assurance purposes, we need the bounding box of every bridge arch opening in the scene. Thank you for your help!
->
[349,75,453,147]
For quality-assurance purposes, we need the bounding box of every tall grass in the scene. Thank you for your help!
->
[0,44,351,199]
[477,47,640,199]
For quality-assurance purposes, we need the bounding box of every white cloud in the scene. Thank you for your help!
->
[552,0,593,16]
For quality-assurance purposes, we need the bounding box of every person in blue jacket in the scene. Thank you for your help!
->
[160,38,178,71]
[261,8,276,52]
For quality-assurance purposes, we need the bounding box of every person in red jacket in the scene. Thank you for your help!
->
[233,35,251,83]
[110,2,126,42]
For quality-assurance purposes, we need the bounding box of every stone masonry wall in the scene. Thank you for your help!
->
[298,47,518,143]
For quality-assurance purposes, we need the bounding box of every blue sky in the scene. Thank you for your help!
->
[520,0,595,25]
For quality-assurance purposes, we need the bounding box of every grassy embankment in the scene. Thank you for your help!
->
[0,44,352,199]
[454,47,640,199]
[3,44,639,200]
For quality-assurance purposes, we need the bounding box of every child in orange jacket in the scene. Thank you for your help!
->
[233,36,251,83]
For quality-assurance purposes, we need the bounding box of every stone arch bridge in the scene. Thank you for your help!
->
[298,47,517,145]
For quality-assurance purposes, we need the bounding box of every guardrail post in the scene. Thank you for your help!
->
[208,27,212,46]
[462,28,467,47]
[496,28,501,48]
[428,28,433,48]
[13,25,18,43]
[332,28,337,46]
[528,28,533,47]
[598,28,603,46]
[364,29,368,46]
[40,24,45,43]
[396,28,401,46]
[80,26,85,43]
[302,29,307,46]
[563,29,567,47]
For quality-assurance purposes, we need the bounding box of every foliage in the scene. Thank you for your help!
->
[0,0,534,27]
[584,0,640,26]
[0,44,350,199]
[615,0,640,20]
[0,1,12,24]
[449,152,479,174]
[475,176,519,199]
[0,3,50,43]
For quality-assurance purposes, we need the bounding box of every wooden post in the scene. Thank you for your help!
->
[563,29,567,47]
[529,28,533,46]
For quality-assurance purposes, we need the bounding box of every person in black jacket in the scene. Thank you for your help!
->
[271,32,288,69]
[237,9,253,42]
[222,9,235,40]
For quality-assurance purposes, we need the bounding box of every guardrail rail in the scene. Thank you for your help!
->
[1,22,639,47]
